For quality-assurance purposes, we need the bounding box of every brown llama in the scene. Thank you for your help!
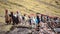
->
[5,10,11,24]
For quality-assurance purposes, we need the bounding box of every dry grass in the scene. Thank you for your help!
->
[0,0,60,17]
[0,25,12,32]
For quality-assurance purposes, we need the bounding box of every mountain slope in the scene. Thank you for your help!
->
[0,0,60,17]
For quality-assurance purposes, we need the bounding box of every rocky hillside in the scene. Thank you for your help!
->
[0,0,60,17]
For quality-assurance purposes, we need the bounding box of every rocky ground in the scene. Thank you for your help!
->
[0,17,56,34]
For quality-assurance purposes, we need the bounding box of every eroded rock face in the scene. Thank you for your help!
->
[0,31,6,34]
[6,28,32,34]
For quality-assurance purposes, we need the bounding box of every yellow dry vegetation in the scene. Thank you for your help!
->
[0,0,60,17]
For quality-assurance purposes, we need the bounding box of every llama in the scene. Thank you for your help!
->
[5,10,11,24]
